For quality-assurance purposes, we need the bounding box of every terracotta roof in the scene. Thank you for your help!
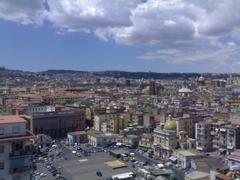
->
[0,115,26,124]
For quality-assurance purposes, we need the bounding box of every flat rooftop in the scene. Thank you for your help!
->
[185,171,209,179]
[176,149,202,157]
[68,131,86,136]
[0,115,26,124]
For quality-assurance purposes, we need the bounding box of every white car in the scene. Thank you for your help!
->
[40,173,47,177]
[175,164,182,168]
[157,164,164,169]
[164,162,173,167]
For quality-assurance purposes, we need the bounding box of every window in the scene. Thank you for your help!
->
[0,162,4,170]
[13,176,21,180]
[0,127,4,135]
[12,126,20,134]
[0,145,4,153]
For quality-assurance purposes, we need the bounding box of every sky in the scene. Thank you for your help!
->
[0,0,240,73]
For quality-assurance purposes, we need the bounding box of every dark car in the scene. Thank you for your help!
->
[96,171,103,177]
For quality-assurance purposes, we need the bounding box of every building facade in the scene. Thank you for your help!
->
[195,122,212,152]
[0,115,35,180]
[26,110,85,138]
[153,118,177,159]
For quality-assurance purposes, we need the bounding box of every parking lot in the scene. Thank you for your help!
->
[32,142,184,180]
[54,152,134,180]
[33,143,134,180]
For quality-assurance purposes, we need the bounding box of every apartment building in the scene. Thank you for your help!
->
[176,114,195,138]
[210,120,230,150]
[218,125,240,154]
[195,121,212,152]
[93,112,125,133]
[0,115,35,180]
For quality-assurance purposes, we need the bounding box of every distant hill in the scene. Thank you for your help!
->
[0,67,233,80]
[0,67,34,78]
[39,69,201,79]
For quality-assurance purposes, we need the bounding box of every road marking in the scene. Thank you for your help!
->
[79,159,88,163]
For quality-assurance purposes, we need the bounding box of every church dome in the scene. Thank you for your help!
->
[178,87,192,93]
[164,120,177,130]
[198,76,205,81]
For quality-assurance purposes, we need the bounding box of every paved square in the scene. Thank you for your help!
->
[53,152,134,180]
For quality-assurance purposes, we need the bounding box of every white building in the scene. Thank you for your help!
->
[0,115,34,180]
[88,131,117,147]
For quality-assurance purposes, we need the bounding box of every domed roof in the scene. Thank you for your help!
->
[198,76,205,81]
[178,87,192,93]
[164,120,177,130]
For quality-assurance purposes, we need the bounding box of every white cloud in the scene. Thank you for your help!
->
[46,0,141,32]
[0,0,46,25]
[1,0,240,71]
[102,0,202,45]
[164,20,177,27]
[138,46,239,64]
[198,0,240,35]
[1,0,240,45]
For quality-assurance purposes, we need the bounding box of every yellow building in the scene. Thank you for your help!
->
[139,133,153,149]
[107,118,124,134]
[85,107,93,120]
[226,99,240,108]
[122,112,131,128]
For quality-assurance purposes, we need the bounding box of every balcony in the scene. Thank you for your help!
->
[10,165,32,174]
[9,150,32,159]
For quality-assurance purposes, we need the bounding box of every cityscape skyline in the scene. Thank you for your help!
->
[2,1,240,180]
[0,0,240,73]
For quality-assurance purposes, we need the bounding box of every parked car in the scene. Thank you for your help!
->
[96,171,103,177]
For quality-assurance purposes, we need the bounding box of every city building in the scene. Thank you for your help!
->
[67,131,88,145]
[0,115,35,180]
[195,121,212,152]
[25,110,85,138]
[153,117,177,159]
[176,114,195,138]
[174,149,203,169]
[139,133,153,149]
[87,130,118,147]
[218,125,240,154]
[107,118,125,134]
[93,112,125,133]
[24,104,56,114]
[178,87,192,97]
[122,134,140,148]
